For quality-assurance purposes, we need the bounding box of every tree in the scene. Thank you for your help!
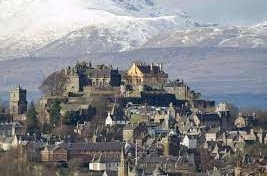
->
[226,102,239,118]
[197,148,215,172]
[25,101,39,134]
[64,110,79,125]
[68,157,82,174]
[52,125,75,138]
[240,108,267,129]
[39,70,67,96]
[0,148,56,176]
[48,99,61,126]
[91,96,108,117]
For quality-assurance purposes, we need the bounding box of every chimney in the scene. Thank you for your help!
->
[159,62,162,71]
[150,63,153,72]
[250,128,254,135]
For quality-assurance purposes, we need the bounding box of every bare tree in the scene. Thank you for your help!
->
[39,70,67,96]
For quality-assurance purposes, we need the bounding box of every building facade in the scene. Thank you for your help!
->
[124,62,168,88]
[9,85,27,115]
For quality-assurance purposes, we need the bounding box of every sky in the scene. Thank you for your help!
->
[155,0,267,26]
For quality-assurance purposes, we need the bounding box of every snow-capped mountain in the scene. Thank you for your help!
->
[0,0,198,60]
[144,21,267,48]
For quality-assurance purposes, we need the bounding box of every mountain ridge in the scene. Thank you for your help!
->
[0,0,197,60]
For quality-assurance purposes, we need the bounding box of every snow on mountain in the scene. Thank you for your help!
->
[33,15,194,58]
[143,21,267,48]
[0,0,197,60]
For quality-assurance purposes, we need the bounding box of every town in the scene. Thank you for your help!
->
[0,61,266,176]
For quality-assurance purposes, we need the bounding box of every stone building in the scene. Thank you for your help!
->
[65,67,81,93]
[123,125,138,143]
[65,61,121,93]
[9,85,27,115]
[124,62,168,88]
[164,79,201,100]
[88,65,121,87]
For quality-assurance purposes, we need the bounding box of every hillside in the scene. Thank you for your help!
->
[144,21,267,48]
[0,0,199,60]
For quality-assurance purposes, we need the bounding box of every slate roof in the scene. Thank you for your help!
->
[90,69,112,78]
[137,65,167,76]
[47,141,145,153]
[0,124,12,134]
[138,155,179,164]
[61,142,122,151]
[197,113,221,121]
[92,154,120,163]
[206,127,220,134]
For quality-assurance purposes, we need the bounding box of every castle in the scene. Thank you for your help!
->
[65,61,121,93]
[123,62,168,89]
[64,61,201,102]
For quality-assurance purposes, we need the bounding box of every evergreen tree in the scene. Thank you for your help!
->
[48,99,61,126]
[25,101,39,134]
[64,110,79,125]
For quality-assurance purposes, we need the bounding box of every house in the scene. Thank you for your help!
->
[205,127,220,142]
[234,113,255,130]
[181,134,198,149]
[123,125,139,142]
[0,135,18,151]
[19,140,44,161]
[105,103,129,126]
[196,113,221,128]
[40,141,145,163]
[105,112,129,126]
[176,116,191,135]
[41,145,68,162]
[0,122,23,151]
[89,154,120,171]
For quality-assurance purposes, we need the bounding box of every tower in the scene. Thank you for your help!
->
[9,85,27,115]
[65,68,81,93]
[162,136,170,156]
[118,148,128,176]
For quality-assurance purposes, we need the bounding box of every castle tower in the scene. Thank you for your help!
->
[9,85,27,115]
[118,147,128,176]
[65,67,81,93]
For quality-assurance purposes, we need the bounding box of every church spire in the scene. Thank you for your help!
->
[118,147,128,176]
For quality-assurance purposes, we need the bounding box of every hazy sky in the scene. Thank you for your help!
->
[155,0,267,25]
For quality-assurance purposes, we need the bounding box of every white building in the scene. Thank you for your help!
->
[89,154,120,171]
[105,111,129,126]
[181,135,198,149]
